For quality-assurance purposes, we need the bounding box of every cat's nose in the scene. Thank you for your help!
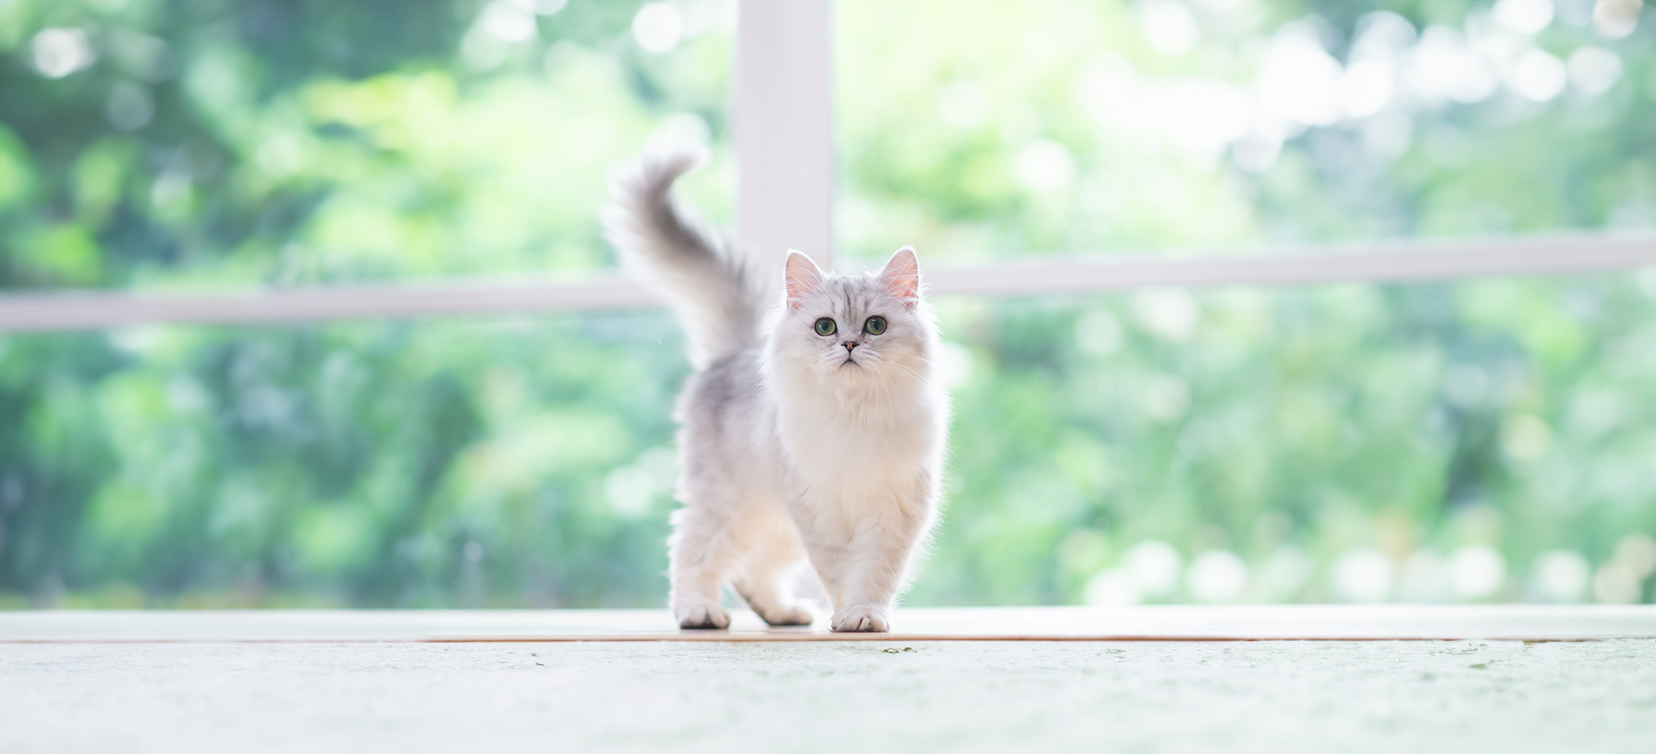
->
[844,341,858,352]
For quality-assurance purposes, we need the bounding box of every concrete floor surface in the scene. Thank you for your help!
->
[4,639,1654,753]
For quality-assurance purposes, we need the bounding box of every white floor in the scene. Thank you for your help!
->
[3,639,1654,753]
[4,607,1655,753]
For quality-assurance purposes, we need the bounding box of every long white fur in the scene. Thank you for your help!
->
[603,145,949,632]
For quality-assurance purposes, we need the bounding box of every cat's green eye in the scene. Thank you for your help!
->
[813,318,837,336]
[863,316,888,335]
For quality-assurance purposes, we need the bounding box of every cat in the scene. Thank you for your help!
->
[603,145,949,632]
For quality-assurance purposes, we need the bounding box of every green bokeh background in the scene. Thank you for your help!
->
[1,0,1653,608]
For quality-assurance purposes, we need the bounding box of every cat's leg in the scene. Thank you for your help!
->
[730,507,817,627]
[785,502,851,615]
[824,526,916,633]
[788,513,903,632]
[820,488,934,633]
[667,505,740,629]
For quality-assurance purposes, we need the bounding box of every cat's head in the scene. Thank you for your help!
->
[768,247,935,386]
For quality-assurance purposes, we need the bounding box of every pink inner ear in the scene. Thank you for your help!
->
[784,252,823,309]
[880,247,920,308]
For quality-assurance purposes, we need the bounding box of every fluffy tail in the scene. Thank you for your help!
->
[603,145,766,370]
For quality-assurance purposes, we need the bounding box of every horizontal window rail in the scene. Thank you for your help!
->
[926,233,1656,297]
[2,234,1653,332]
[0,275,659,332]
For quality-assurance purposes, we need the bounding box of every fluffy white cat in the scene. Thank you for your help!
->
[604,146,949,632]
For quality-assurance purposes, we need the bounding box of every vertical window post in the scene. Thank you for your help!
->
[736,0,834,280]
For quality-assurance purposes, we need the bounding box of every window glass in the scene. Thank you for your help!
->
[925,270,1656,605]
[835,0,1656,266]
[0,0,734,292]
[5,273,1654,607]
[1,313,687,607]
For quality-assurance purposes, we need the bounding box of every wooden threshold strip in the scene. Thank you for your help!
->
[3,606,1653,644]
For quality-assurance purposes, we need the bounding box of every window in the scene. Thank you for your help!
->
[2,0,1654,609]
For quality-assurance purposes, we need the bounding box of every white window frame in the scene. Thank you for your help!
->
[2,0,1654,333]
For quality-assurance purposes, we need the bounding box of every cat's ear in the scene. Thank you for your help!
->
[879,246,921,309]
[784,250,824,309]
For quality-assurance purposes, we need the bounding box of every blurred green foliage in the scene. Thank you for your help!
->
[0,0,733,291]
[2,0,1654,609]
[922,276,1656,605]
[2,314,690,607]
[835,0,1656,263]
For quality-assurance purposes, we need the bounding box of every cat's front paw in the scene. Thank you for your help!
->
[830,604,890,632]
[677,602,731,630]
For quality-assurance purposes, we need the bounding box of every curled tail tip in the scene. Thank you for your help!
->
[607,141,709,201]
[602,141,710,251]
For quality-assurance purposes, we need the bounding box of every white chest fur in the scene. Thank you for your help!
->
[770,366,944,529]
